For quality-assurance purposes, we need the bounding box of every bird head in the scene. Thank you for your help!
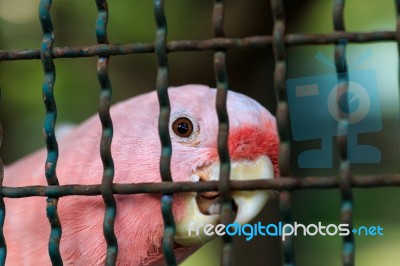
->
[162,85,279,245]
[3,84,278,266]
[95,84,280,264]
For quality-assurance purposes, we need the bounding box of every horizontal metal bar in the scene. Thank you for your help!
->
[0,31,395,61]
[1,175,399,198]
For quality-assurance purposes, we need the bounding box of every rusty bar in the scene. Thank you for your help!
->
[0,31,397,61]
[94,0,118,265]
[270,0,295,265]
[0,174,399,198]
[39,0,63,264]
[153,0,177,264]
[333,0,355,265]
[212,0,234,265]
[0,90,6,265]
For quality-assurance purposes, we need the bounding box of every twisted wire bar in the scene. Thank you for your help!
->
[0,90,6,266]
[39,0,63,265]
[94,0,118,265]
[397,1,400,50]
[396,1,400,129]
[153,1,177,265]
[333,1,354,265]
[0,174,399,198]
[212,1,234,265]
[0,31,397,61]
[270,0,294,265]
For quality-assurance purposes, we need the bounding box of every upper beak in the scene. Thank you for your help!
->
[175,156,275,246]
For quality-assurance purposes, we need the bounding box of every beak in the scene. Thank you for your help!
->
[175,156,274,246]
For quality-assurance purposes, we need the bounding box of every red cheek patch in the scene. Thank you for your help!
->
[228,124,280,177]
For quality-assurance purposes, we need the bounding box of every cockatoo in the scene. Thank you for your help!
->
[3,84,279,265]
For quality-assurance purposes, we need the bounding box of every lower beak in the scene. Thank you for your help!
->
[175,156,275,246]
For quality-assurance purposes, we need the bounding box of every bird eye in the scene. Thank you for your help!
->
[172,117,193,138]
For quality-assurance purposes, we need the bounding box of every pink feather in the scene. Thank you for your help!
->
[3,85,278,265]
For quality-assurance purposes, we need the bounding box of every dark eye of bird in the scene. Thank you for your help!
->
[172,117,193,138]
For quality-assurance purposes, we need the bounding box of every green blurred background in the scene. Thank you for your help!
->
[0,0,399,265]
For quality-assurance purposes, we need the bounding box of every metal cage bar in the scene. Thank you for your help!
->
[270,0,295,265]
[396,2,400,226]
[212,0,234,265]
[0,31,398,61]
[0,1,398,266]
[0,90,6,265]
[332,1,355,265]
[0,175,398,198]
[94,0,119,265]
[39,0,63,265]
[153,0,177,265]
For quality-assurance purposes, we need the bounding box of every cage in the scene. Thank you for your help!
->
[0,0,399,265]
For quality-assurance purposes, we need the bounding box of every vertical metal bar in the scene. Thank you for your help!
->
[396,1,400,101]
[212,1,233,265]
[0,89,6,266]
[270,0,294,265]
[279,192,294,266]
[94,0,118,265]
[38,0,63,265]
[153,1,177,265]
[397,0,400,43]
[332,1,354,266]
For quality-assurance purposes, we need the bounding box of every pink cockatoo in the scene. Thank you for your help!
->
[3,84,279,265]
